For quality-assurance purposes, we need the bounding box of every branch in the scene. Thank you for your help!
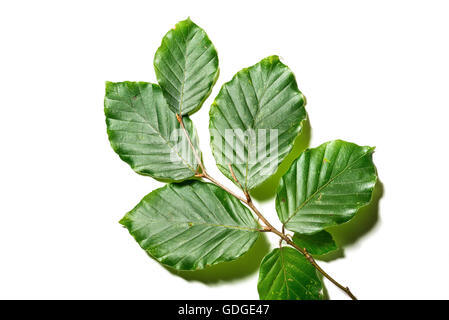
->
[176,114,357,300]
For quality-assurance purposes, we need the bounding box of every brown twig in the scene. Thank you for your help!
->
[285,239,357,300]
[245,198,357,300]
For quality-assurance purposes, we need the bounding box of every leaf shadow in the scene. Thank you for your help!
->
[313,179,384,299]
[327,178,384,249]
[163,233,271,285]
[250,118,312,202]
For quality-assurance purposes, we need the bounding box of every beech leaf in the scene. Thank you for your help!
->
[209,56,306,190]
[276,140,377,234]
[104,81,201,181]
[120,181,259,270]
[154,18,219,115]
[257,247,323,300]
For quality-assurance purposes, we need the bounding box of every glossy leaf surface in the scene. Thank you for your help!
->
[120,181,259,270]
[209,56,306,190]
[154,18,219,115]
[276,140,377,234]
[258,247,322,300]
[292,231,337,256]
[105,81,200,181]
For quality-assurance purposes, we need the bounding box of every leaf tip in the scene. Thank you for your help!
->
[262,55,281,65]
[118,215,129,227]
[177,16,196,28]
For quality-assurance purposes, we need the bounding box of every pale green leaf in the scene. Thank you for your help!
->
[209,56,306,191]
[105,81,201,181]
[276,140,377,234]
[292,230,337,256]
[258,247,323,300]
[120,181,259,270]
[154,18,219,115]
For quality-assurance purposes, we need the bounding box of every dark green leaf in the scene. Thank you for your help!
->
[120,180,259,270]
[104,81,201,181]
[209,56,307,191]
[276,140,377,234]
[257,247,323,300]
[292,231,337,256]
[154,18,219,115]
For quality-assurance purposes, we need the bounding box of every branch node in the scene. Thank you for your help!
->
[303,248,314,263]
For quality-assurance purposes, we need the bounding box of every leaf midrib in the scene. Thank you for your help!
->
[242,66,276,189]
[173,24,198,114]
[279,248,313,299]
[135,219,259,232]
[279,247,291,298]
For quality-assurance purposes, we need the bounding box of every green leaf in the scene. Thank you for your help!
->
[120,180,259,270]
[209,56,306,191]
[104,81,201,182]
[154,18,219,115]
[257,247,323,300]
[276,140,377,234]
[292,231,337,256]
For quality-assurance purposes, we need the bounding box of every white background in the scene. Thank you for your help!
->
[1,0,448,300]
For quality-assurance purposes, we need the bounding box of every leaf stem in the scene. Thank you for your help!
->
[177,114,357,300]
[176,114,205,174]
